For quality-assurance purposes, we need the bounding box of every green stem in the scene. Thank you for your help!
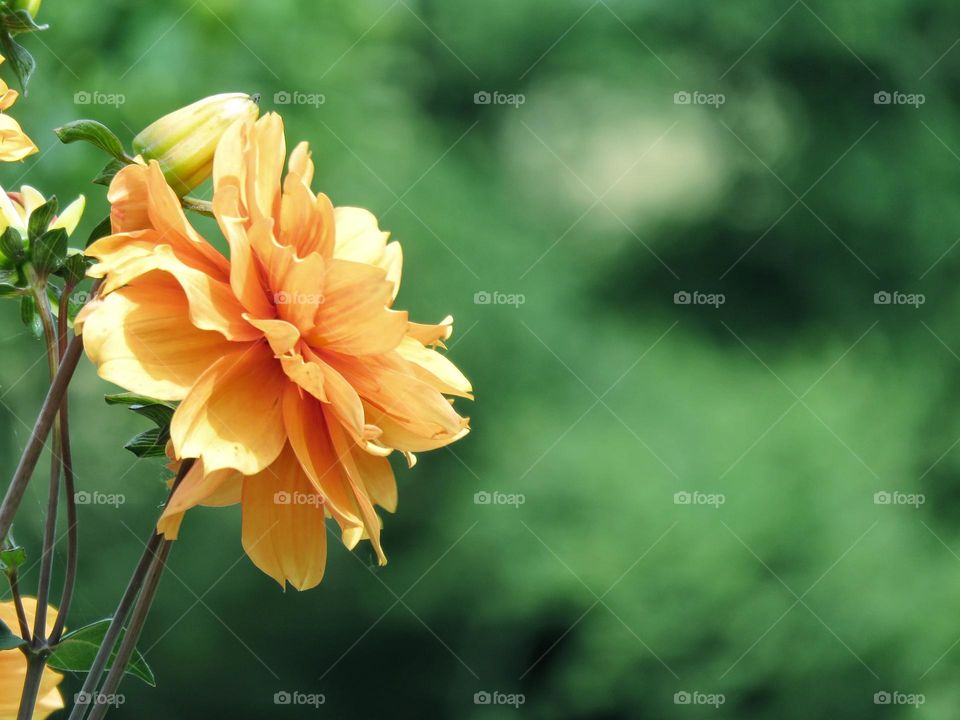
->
[17,653,47,720]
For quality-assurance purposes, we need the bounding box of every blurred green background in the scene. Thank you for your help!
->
[2,0,960,717]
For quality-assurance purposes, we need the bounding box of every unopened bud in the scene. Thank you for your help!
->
[132,93,260,195]
[12,0,41,18]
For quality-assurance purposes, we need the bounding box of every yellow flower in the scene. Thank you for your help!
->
[0,600,64,720]
[0,186,85,237]
[78,113,472,590]
[0,55,37,163]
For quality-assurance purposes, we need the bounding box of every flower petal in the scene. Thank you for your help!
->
[171,342,288,474]
[80,272,238,401]
[241,443,328,590]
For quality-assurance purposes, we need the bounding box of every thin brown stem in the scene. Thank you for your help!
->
[67,459,193,720]
[17,653,46,720]
[51,284,78,643]
[0,278,101,544]
[8,569,30,641]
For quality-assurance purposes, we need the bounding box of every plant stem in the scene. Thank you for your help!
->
[67,459,193,720]
[8,569,30,640]
[0,278,101,545]
[30,271,61,646]
[85,540,173,720]
[51,284,78,643]
[17,653,47,720]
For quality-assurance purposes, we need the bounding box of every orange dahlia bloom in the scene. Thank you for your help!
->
[78,113,471,590]
[0,600,63,719]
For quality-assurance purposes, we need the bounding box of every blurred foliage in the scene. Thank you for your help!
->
[1,0,960,717]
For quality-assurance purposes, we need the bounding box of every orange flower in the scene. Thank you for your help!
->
[0,600,63,719]
[78,114,472,590]
[0,55,37,163]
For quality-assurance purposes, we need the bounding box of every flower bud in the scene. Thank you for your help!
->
[12,0,41,18]
[132,93,260,196]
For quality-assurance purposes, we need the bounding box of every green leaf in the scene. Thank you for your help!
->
[47,619,156,686]
[86,215,112,248]
[54,120,127,162]
[0,226,23,263]
[30,228,68,274]
[0,31,35,92]
[27,196,57,241]
[0,618,26,650]
[104,393,176,410]
[58,252,89,286]
[124,427,169,458]
[0,6,47,33]
[92,158,125,187]
[0,282,23,298]
[0,545,26,572]
[19,295,40,337]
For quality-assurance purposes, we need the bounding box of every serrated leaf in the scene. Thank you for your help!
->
[92,158,125,187]
[19,295,40,337]
[0,226,23,262]
[27,197,57,241]
[86,215,112,248]
[54,120,127,162]
[47,619,155,686]
[30,228,67,274]
[0,31,35,92]
[0,545,26,572]
[131,404,174,428]
[0,618,26,650]
[124,427,169,458]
